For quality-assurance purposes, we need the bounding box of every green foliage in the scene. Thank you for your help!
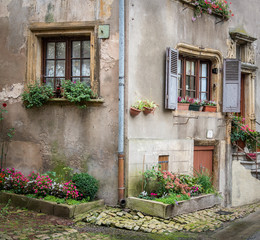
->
[72,173,99,201]
[155,193,190,205]
[195,170,214,194]
[44,167,73,183]
[22,83,54,108]
[0,199,11,216]
[62,80,95,108]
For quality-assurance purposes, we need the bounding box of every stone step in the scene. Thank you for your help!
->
[240,160,260,170]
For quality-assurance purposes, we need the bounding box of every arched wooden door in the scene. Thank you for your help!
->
[193,146,214,176]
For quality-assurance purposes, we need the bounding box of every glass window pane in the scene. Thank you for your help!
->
[81,77,91,86]
[201,64,207,78]
[190,76,195,90]
[201,78,207,92]
[177,60,182,74]
[178,75,182,89]
[47,42,55,59]
[45,78,54,89]
[56,60,65,77]
[178,90,182,97]
[186,76,190,90]
[82,59,90,76]
[46,60,54,77]
[72,60,81,76]
[201,93,207,100]
[72,41,81,58]
[82,41,90,58]
[186,61,190,75]
[191,62,195,75]
[56,42,66,59]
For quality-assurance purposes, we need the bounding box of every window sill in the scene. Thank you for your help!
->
[173,109,223,118]
[47,98,105,106]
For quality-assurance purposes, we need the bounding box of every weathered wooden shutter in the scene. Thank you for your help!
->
[223,59,241,112]
[165,48,178,110]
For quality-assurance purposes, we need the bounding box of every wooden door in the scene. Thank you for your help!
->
[193,146,214,176]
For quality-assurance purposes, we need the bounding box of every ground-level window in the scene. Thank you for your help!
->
[42,37,91,89]
[178,57,211,101]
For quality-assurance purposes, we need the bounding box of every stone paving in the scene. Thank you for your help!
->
[0,202,260,239]
[75,202,260,234]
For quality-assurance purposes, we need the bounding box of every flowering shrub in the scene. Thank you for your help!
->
[140,166,215,204]
[231,116,260,151]
[192,0,233,22]
[0,168,97,202]
[178,96,190,103]
[201,100,217,106]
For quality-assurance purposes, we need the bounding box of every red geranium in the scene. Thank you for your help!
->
[2,103,7,108]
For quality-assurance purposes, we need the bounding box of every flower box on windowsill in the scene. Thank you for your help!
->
[177,103,190,110]
[203,105,217,112]
[189,104,201,111]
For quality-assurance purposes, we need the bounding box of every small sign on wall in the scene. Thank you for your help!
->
[98,25,110,39]
[207,129,214,139]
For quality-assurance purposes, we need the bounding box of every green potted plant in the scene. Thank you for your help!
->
[130,100,144,117]
[231,116,248,151]
[142,100,158,115]
[22,83,54,108]
[177,96,190,110]
[202,100,217,112]
[188,98,202,111]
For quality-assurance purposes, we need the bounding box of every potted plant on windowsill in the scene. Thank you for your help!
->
[177,96,190,110]
[130,100,144,117]
[142,100,158,115]
[188,98,202,111]
[202,100,217,112]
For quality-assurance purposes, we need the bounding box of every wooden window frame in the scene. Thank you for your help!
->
[26,22,98,95]
[42,36,91,89]
[178,57,212,100]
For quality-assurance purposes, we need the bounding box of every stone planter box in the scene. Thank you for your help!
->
[0,192,104,218]
[127,194,221,219]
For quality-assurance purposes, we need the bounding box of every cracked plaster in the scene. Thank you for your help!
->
[0,83,23,103]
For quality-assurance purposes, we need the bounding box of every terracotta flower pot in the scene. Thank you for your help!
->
[203,105,217,112]
[143,106,154,115]
[177,103,190,110]
[130,107,141,117]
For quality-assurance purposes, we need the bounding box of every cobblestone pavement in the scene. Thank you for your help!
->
[0,202,259,239]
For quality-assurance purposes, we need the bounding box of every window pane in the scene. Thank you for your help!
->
[82,41,90,58]
[201,93,207,100]
[178,75,182,89]
[82,59,90,76]
[191,62,195,75]
[46,60,54,77]
[56,42,66,59]
[188,92,195,98]
[186,61,191,75]
[72,60,81,76]
[45,78,54,89]
[72,41,81,58]
[177,60,182,74]
[81,77,91,86]
[47,42,55,59]
[56,60,65,77]
[201,64,207,78]
[201,78,207,92]
[190,76,195,90]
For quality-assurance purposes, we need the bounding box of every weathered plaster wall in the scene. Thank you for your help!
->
[0,0,119,205]
[125,0,260,205]
[232,160,260,206]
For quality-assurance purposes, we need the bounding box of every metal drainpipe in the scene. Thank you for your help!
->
[118,0,125,206]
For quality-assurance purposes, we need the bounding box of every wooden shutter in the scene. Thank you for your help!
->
[165,48,178,110]
[223,59,241,112]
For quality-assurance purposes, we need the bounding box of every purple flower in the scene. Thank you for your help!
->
[192,17,197,22]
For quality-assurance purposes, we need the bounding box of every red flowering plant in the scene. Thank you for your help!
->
[192,0,233,22]
[2,169,29,194]
[231,115,260,152]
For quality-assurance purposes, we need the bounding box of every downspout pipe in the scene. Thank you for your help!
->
[118,0,125,206]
